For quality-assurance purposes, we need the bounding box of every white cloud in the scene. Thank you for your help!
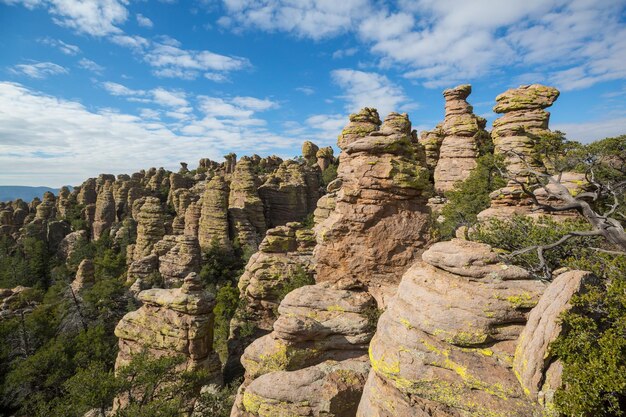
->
[295,86,315,95]
[10,61,68,79]
[151,88,188,108]
[331,69,415,116]
[78,58,104,74]
[110,34,149,50]
[136,13,153,28]
[553,117,626,144]
[38,37,80,55]
[216,0,626,91]
[0,82,302,185]
[306,113,346,136]
[218,0,371,40]
[332,47,358,59]
[231,96,278,111]
[204,72,229,82]
[102,81,144,96]
[5,0,130,36]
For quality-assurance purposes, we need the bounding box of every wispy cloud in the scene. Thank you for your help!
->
[295,86,315,95]
[136,13,153,28]
[37,37,80,55]
[78,58,104,74]
[10,61,68,78]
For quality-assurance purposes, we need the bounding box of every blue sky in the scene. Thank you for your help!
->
[1,0,625,186]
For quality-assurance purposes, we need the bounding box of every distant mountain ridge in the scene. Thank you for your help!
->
[0,186,70,202]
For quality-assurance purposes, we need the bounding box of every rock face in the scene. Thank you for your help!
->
[514,270,597,411]
[231,283,376,417]
[114,273,222,385]
[225,222,316,380]
[302,141,319,166]
[492,84,560,177]
[314,109,432,305]
[198,175,231,250]
[358,239,547,417]
[228,158,266,251]
[433,85,488,193]
[258,160,321,228]
[316,146,334,172]
[133,197,166,260]
[418,126,444,175]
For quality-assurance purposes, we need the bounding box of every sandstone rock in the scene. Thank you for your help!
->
[419,125,445,174]
[314,110,432,305]
[56,186,72,219]
[71,259,95,295]
[514,270,598,410]
[183,200,202,238]
[357,239,547,417]
[232,358,370,417]
[224,153,237,175]
[433,85,488,193]
[229,158,266,251]
[158,234,202,288]
[258,160,321,228]
[126,253,159,287]
[35,191,56,221]
[198,175,230,250]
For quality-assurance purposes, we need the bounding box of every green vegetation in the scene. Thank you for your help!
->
[321,162,338,187]
[435,154,506,240]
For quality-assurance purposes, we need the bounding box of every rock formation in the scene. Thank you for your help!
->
[492,84,560,177]
[92,181,116,240]
[314,109,432,305]
[258,160,321,228]
[302,141,319,166]
[514,269,598,412]
[132,197,166,260]
[433,84,488,194]
[198,175,231,251]
[225,222,316,380]
[316,146,334,172]
[0,286,38,320]
[228,158,266,251]
[114,272,222,380]
[70,258,95,295]
[231,283,376,416]
[418,126,444,175]
[358,239,547,417]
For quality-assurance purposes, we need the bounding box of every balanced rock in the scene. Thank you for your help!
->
[433,84,488,193]
[316,146,334,171]
[302,140,319,166]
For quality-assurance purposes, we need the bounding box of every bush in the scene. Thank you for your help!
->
[321,163,338,187]
[212,284,240,362]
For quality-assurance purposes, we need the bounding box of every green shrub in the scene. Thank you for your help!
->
[321,163,338,186]
[213,284,240,363]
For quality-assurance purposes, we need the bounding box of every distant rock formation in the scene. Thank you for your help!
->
[158,234,202,288]
[198,175,231,250]
[228,157,266,251]
[132,197,166,261]
[433,84,488,194]
[70,258,95,295]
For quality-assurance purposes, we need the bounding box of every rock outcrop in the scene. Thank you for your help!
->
[132,197,166,260]
[70,258,95,295]
[314,109,432,305]
[158,234,202,287]
[198,175,231,250]
[231,283,376,416]
[228,158,266,251]
[92,181,116,240]
[258,160,321,228]
[225,222,316,380]
[492,84,560,177]
[514,270,598,412]
[433,85,488,193]
[358,239,548,417]
[114,272,221,378]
